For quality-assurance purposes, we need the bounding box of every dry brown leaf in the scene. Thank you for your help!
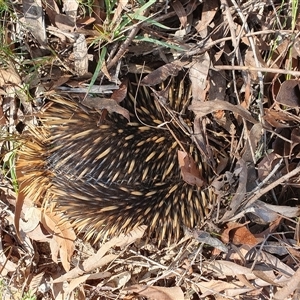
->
[111,78,128,103]
[192,230,228,253]
[106,271,131,290]
[141,61,188,86]
[264,108,300,128]
[111,0,129,27]
[195,0,218,33]
[77,16,96,27]
[254,217,282,241]
[65,272,111,294]
[177,150,205,187]
[0,105,6,125]
[242,122,263,163]
[53,226,146,283]
[23,0,47,46]
[0,69,21,86]
[62,0,78,21]
[255,251,295,283]
[292,36,300,57]
[244,48,266,82]
[82,97,130,121]
[220,159,247,222]
[41,212,76,271]
[55,14,75,31]
[198,279,252,298]
[74,34,88,76]
[83,253,118,273]
[252,200,300,220]
[126,285,184,300]
[203,260,255,277]
[231,225,258,246]
[190,99,258,124]
[29,272,45,294]
[48,74,72,90]
[0,235,18,274]
[25,222,52,242]
[222,222,258,246]
[273,266,300,300]
[14,188,26,243]
[257,152,282,182]
[21,206,41,232]
[276,80,300,107]
[189,53,210,102]
[43,0,60,25]
[171,0,187,28]
[209,69,226,101]
[252,265,281,286]
[112,225,147,247]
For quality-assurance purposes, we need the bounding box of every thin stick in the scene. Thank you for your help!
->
[213,65,300,77]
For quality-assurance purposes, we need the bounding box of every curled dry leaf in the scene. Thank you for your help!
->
[82,97,130,121]
[21,206,41,233]
[232,226,259,246]
[141,61,188,86]
[222,222,258,246]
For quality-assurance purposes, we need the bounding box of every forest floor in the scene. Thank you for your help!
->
[0,0,300,299]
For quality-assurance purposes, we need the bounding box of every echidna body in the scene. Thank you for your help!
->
[17,78,213,243]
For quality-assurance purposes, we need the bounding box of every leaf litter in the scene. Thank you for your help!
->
[0,0,300,299]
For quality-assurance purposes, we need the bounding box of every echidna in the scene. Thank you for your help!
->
[17,75,215,243]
